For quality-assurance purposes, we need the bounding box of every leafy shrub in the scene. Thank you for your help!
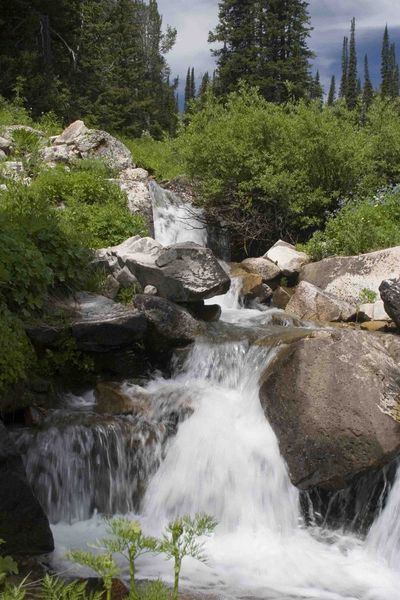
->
[0,539,19,585]
[304,189,400,259]
[70,158,118,179]
[123,135,184,180]
[0,306,34,397]
[0,96,32,128]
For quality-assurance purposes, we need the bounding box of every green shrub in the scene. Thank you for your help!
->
[70,158,118,179]
[123,135,184,180]
[304,189,400,259]
[0,304,35,395]
[0,96,32,128]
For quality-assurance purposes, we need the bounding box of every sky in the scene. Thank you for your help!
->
[156,0,400,99]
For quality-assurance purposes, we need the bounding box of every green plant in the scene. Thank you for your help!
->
[359,288,378,305]
[10,129,42,177]
[0,304,35,395]
[0,583,26,600]
[67,551,120,600]
[0,540,18,586]
[39,574,103,600]
[93,518,159,600]
[117,285,141,305]
[139,580,169,600]
[38,336,95,379]
[158,514,217,600]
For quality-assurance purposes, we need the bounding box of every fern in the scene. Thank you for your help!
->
[139,580,169,600]
[40,574,104,600]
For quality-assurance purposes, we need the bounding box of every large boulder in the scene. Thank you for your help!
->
[260,330,400,491]
[300,247,400,311]
[380,279,400,327]
[133,295,206,349]
[0,421,54,554]
[104,238,231,303]
[240,257,281,285]
[51,120,134,171]
[27,293,147,352]
[264,240,311,277]
[286,281,357,322]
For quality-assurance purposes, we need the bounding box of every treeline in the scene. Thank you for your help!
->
[327,21,400,110]
[0,0,178,137]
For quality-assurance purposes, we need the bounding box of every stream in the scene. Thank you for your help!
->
[13,185,400,599]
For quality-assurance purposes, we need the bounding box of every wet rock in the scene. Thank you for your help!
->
[380,279,400,327]
[27,293,147,352]
[240,257,281,286]
[286,281,357,322]
[261,329,400,491]
[185,302,222,322]
[359,300,390,322]
[360,321,390,332]
[94,382,150,416]
[264,240,311,277]
[133,294,206,348]
[0,421,54,554]
[301,246,400,306]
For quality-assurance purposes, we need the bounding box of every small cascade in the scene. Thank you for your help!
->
[367,462,400,567]
[149,180,207,247]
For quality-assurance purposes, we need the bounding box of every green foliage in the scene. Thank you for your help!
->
[139,580,169,600]
[123,136,184,181]
[304,189,400,259]
[0,540,18,586]
[38,337,95,379]
[359,288,378,305]
[0,304,35,395]
[117,286,141,305]
[158,514,217,600]
[0,97,32,128]
[0,583,26,600]
[93,518,159,599]
[67,551,119,600]
[39,575,103,600]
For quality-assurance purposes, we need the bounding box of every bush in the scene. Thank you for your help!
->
[0,303,35,395]
[123,135,184,180]
[304,188,400,259]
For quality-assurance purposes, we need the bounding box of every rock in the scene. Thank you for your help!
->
[53,120,134,171]
[359,300,390,322]
[133,295,206,348]
[380,279,400,327]
[115,266,142,291]
[103,275,120,300]
[184,302,222,322]
[3,125,45,138]
[94,382,150,415]
[107,239,230,303]
[301,246,400,305]
[0,421,54,554]
[272,286,295,310]
[0,149,6,160]
[120,167,149,180]
[144,285,158,296]
[26,293,147,352]
[264,240,311,277]
[260,329,400,490]
[286,281,357,322]
[40,144,71,164]
[0,136,11,152]
[115,178,153,233]
[240,257,281,285]
[360,321,390,332]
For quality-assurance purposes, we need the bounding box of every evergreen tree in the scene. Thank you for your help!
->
[346,18,358,110]
[327,75,336,106]
[190,67,196,98]
[310,71,323,103]
[184,67,192,110]
[381,25,391,96]
[199,72,210,96]
[362,54,374,109]
[389,43,399,97]
[209,0,313,102]
[339,37,349,98]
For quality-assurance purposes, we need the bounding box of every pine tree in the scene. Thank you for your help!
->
[389,43,399,97]
[190,67,196,98]
[209,0,313,102]
[363,54,374,109]
[184,67,191,110]
[339,37,349,98]
[346,18,358,110]
[310,71,323,103]
[199,72,210,96]
[381,25,391,96]
[327,75,336,106]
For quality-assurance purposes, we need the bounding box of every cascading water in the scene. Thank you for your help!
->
[13,196,400,599]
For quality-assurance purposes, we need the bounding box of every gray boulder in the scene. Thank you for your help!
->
[264,240,311,277]
[240,257,281,285]
[105,238,230,303]
[300,247,400,309]
[133,294,206,348]
[380,279,400,326]
[27,293,147,352]
[260,329,400,491]
[0,421,54,554]
[286,281,357,322]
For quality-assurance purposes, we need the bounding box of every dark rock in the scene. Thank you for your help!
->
[380,279,400,327]
[272,286,295,309]
[94,382,151,416]
[184,302,222,322]
[0,421,53,554]
[260,329,400,491]
[133,295,206,349]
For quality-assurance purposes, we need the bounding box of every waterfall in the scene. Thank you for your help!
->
[367,463,400,567]
[149,180,207,247]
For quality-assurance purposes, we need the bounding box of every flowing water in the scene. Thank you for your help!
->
[13,188,400,598]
